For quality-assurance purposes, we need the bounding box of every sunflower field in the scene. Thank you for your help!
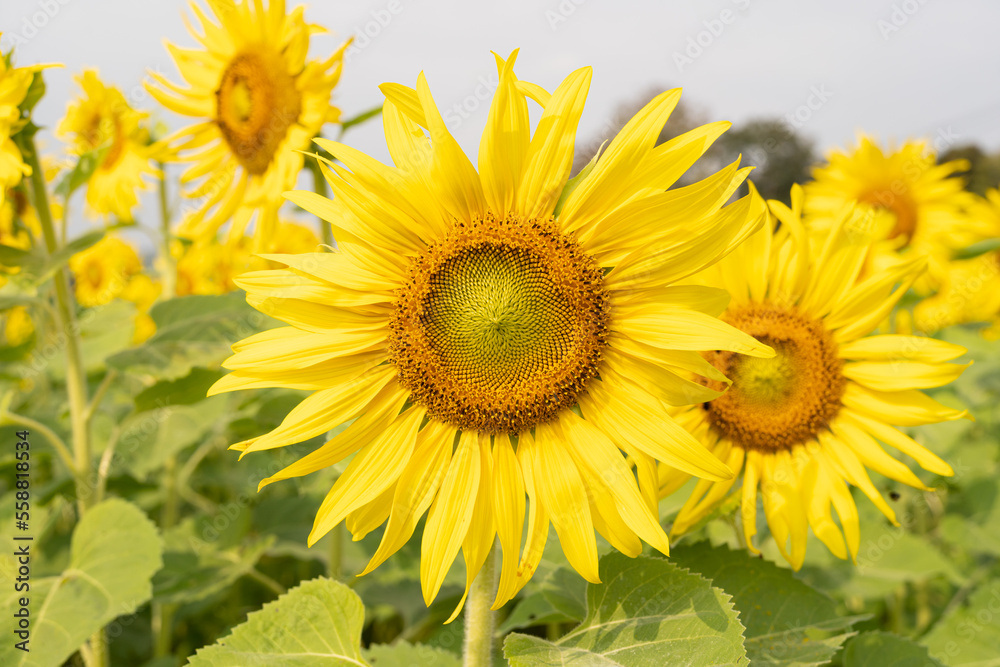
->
[1,1,1000,666]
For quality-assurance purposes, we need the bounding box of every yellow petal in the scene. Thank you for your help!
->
[447,434,495,624]
[516,66,591,219]
[614,306,774,358]
[479,50,529,216]
[842,360,970,392]
[361,420,455,576]
[559,411,671,555]
[838,335,966,363]
[309,406,426,545]
[581,378,733,481]
[255,385,407,483]
[235,366,395,457]
[420,431,481,604]
[492,433,526,610]
[841,408,954,477]
[346,483,395,541]
[842,383,969,427]
[533,421,600,584]
[561,89,682,236]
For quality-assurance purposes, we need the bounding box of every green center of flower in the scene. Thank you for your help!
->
[701,304,845,452]
[389,213,609,434]
[216,50,301,176]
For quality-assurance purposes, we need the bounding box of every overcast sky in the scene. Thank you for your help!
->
[3,0,999,206]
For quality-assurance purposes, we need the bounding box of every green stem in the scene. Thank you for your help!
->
[310,160,334,247]
[0,410,75,475]
[463,544,497,667]
[329,523,343,580]
[248,567,287,597]
[153,457,180,657]
[157,162,176,299]
[27,134,104,667]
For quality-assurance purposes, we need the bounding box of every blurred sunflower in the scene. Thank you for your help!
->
[147,0,349,250]
[0,40,43,203]
[664,185,970,569]
[912,188,1000,336]
[58,70,163,221]
[212,51,775,614]
[70,235,143,307]
[174,219,318,295]
[804,137,982,291]
[70,235,162,341]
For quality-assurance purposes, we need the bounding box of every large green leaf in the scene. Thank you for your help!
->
[672,542,863,666]
[107,294,277,379]
[364,642,460,666]
[187,577,368,666]
[115,396,228,481]
[153,522,273,606]
[504,553,748,666]
[842,631,946,667]
[134,367,224,411]
[922,580,1000,666]
[0,498,163,667]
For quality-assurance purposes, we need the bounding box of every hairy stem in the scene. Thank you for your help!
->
[463,544,497,667]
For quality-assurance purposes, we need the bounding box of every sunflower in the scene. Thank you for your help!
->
[211,51,775,614]
[147,0,349,250]
[174,219,318,295]
[804,136,982,292]
[0,41,42,204]
[663,185,970,569]
[57,69,163,221]
[912,188,1000,336]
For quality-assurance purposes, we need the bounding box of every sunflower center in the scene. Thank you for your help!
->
[389,213,609,434]
[859,188,917,241]
[701,304,845,452]
[216,50,301,176]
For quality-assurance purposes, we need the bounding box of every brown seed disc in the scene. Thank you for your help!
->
[701,303,846,452]
[389,212,610,434]
[215,51,301,175]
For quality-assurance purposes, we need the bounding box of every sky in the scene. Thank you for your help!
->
[3,0,999,227]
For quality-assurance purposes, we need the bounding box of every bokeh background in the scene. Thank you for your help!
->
[5,0,1000,183]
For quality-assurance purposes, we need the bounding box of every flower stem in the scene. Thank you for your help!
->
[25,135,104,667]
[157,162,176,299]
[310,159,334,247]
[463,544,497,667]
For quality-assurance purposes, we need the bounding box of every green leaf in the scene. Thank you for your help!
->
[953,238,1000,260]
[496,592,574,634]
[504,552,748,666]
[35,230,105,285]
[0,498,163,667]
[540,565,588,622]
[922,579,1000,666]
[187,577,368,666]
[672,542,864,666]
[107,294,277,379]
[55,145,111,200]
[134,367,224,411]
[153,525,273,606]
[116,396,228,481]
[0,244,35,269]
[339,103,384,135]
[364,642,460,667]
[20,71,46,116]
[842,631,946,667]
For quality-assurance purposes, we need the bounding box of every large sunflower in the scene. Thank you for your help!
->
[58,70,163,221]
[804,136,982,291]
[663,185,970,569]
[147,0,349,250]
[211,51,774,614]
